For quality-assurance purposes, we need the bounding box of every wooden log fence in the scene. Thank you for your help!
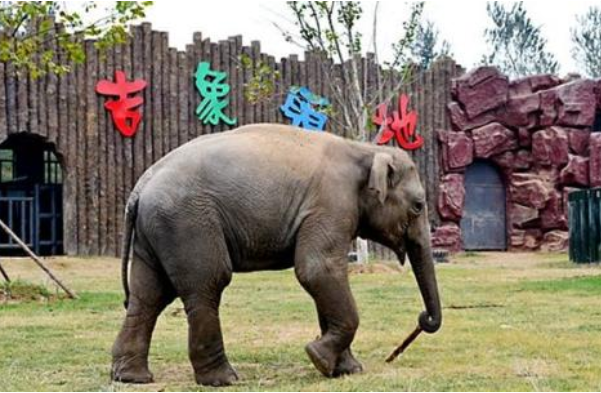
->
[0,23,462,259]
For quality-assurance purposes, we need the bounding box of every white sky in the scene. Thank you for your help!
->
[142,0,598,76]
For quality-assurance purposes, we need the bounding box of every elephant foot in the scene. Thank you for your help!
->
[305,341,337,377]
[195,362,239,387]
[111,357,154,384]
[333,350,363,377]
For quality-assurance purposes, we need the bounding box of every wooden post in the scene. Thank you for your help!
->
[177,51,189,145]
[0,260,10,283]
[0,219,77,299]
[0,63,7,144]
[161,32,171,150]
[356,238,369,264]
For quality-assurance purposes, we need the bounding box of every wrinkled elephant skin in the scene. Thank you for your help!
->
[111,124,442,386]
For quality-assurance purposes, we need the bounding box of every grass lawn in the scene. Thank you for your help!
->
[1,252,600,391]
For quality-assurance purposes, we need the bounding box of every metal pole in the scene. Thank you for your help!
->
[0,219,77,299]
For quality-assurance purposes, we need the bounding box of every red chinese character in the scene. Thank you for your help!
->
[373,94,423,150]
[96,71,147,137]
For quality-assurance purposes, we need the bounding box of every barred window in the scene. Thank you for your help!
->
[0,150,14,183]
[44,150,62,184]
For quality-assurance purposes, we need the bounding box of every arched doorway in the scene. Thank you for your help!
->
[0,133,63,256]
[460,160,507,250]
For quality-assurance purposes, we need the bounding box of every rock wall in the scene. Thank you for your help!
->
[433,66,601,252]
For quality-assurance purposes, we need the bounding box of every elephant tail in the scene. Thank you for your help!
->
[121,194,139,310]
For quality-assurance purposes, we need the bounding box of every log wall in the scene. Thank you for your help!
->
[0,23,462,257]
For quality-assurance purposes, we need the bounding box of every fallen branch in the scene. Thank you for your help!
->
[446,303,504,310]
[0,219,77,299]
[0,260,10,282]
[386,325,423,363]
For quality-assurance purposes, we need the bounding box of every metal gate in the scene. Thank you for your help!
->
[0,185,62,255]
[568,188,601,263]
[35,184,63,255]
[0,195,35,251]
[460,161,507,250]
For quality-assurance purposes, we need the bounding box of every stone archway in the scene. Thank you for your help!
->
[432,66,597,253]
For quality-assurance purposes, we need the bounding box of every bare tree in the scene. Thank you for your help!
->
[410,19,452,71]
[274,2,424,263]
[571,6,601,78]
[276,1,424,141]
[481,1,558,78]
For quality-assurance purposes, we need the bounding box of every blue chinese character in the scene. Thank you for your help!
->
[280,87,329,131]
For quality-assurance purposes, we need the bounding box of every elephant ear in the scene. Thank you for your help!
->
[368,152,395,204]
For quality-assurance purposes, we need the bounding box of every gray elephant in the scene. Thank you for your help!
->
[111,124,442,386]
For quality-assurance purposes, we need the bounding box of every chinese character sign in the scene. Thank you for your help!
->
[280,86,329,131]
[195,62,236,126]
[373,94,423,150]
[96,71,147,137]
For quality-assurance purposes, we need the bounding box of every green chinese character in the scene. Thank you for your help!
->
[194,62,237,126]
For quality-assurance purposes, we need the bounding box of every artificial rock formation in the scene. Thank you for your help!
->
[472,122,518,158]
[589,134,601,187]
[540,230,569,252]
[438,174,465,221]
[433,67,601,252]
[532,127,569,166]
[453,67,509,119]
[431,222,462,252]
[438,131,473,171]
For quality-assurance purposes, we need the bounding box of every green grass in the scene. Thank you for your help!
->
[0,253,601,391]
[0,279,57,302]
[518,275,601,294]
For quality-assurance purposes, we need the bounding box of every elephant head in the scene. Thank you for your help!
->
[359,150,442,335]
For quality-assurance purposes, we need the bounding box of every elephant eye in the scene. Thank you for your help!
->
[410,200,424,216]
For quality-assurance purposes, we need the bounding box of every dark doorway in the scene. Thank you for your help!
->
[460,160,507,250]
[593,111,601,132]
[0,133,63,256]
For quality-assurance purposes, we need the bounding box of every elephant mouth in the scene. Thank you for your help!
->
[397,214,416,237]
[395,223,408,244]
[394,222,410,264]
[394,213,421,264]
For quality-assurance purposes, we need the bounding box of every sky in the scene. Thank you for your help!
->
[142,0,598,76]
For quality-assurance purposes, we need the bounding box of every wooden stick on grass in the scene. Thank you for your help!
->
[385,325,423,363]
[0,260,10,282]
[0,219,77,299]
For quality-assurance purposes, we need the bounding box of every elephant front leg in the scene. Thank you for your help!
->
[295,233,360,377]
[318,315,363,377]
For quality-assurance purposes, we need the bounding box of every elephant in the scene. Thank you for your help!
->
[111,123,442,386]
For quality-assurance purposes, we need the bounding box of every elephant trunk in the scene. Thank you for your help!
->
[403,214,442,334]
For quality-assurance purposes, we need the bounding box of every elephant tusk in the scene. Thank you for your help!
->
[385,325,423,363]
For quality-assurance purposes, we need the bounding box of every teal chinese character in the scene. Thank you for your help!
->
[194,62,236,126]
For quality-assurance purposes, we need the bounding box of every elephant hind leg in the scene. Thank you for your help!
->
[111,244,175,384]
[159,221,237,387]
[181,292,238,387]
